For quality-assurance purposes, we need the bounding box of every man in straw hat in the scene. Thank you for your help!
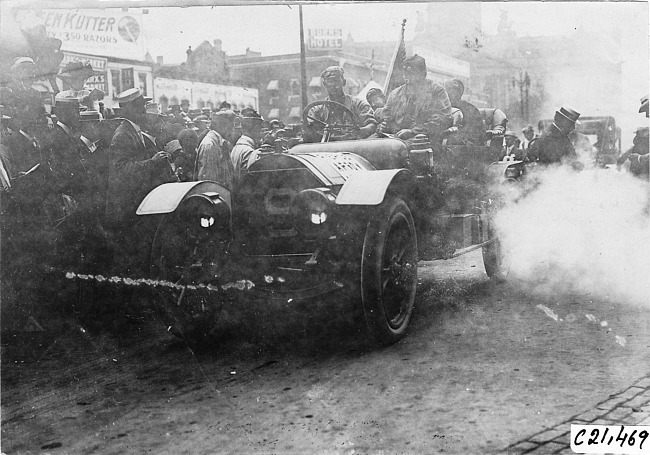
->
[528,107,581,166]
[106,88,173,228]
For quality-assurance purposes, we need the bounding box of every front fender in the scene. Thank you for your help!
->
[335,169,414,205]
[136,181,231,216]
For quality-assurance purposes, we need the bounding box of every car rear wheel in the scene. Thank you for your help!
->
[361,198,418,345]
[481,213,510,282]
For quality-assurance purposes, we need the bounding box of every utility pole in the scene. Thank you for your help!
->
[299,5,308,113]
[512,70,531,123]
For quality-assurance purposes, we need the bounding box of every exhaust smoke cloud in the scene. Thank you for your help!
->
[495,166,649,305]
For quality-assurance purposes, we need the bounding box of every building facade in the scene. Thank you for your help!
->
[153,76,258,113]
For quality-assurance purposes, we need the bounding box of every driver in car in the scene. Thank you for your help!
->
[304,66,377,142]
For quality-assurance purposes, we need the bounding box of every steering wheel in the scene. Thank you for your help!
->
[302,100,359,142]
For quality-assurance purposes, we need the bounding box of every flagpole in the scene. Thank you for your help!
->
[299,5,308,113]
[383,19,406,95]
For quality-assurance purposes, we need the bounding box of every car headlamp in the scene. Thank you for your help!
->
[504,165,522,179]
[291,188,335,238]
[178,193,231,238]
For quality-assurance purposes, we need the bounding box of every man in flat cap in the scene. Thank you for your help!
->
[382,54,453,144]
[106,88,173,235]
[617,127,649,179]
[521,125,539,151]
[617,95,649,179]
[528,107,581,167]
[304,66,377,142]
[193,114,210,141]
[195,109,236,189]
[231,108,264,183]
[366,88,387,122]
[56,61,105,113]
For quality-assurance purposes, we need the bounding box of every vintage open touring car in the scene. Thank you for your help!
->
[128,100,524,346]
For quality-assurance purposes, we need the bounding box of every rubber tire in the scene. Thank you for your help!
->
[482,218,510,282]
[149,218,222,347]
[361,198,418,346]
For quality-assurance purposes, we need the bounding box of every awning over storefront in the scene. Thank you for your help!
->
[266,80,279,91]
[346,78,359,88]
[288,106,301,118]
[268,108,280,119]
[309,76,321,88]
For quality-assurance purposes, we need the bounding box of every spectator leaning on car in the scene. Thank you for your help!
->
[106,88,173,226]
[231,108,264,183]
[195,109,236,189]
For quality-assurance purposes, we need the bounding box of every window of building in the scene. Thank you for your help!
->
[288,106,301,119]
[122,68,134,91]
[290,78,300,96]
[268,108,280,119]
[110,69,121,98]
[138,73,147,96]
[159,95,169,113]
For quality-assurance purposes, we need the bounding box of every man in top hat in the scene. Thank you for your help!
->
[231,108,264,183]
[639,95,649,118]
[167,104,189,126]
[195,109,236,189]
[442,79,485,146]
[106,88,173,229]
[56,61,105,113]
[528,107,581,166]
[304,66,377,142]
[382,54,453,143]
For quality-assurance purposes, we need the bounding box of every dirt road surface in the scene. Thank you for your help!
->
[2,250,649,454]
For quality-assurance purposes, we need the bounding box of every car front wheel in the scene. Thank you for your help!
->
[361,198,418,346]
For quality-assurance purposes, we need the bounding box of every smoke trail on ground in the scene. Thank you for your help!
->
[494,165,649,305]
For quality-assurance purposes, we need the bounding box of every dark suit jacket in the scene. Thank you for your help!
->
[106,119,172,223]
[528,124,576,165]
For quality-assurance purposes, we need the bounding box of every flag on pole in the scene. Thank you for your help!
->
[383,19,407,96]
